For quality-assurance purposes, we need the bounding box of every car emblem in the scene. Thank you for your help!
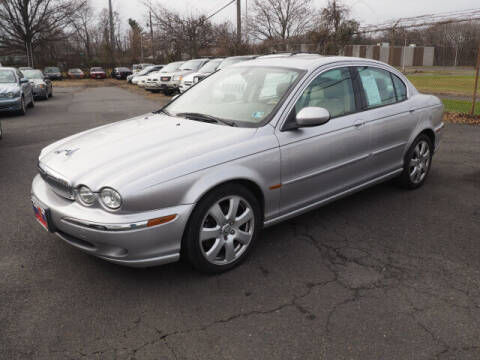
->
[54,148,79,156]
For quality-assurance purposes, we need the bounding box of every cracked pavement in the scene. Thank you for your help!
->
[1,87,479,359]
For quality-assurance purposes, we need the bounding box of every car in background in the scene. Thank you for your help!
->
[144,61,184,93]
[135,65,165,87]
[67,68,85,79]
[130,65,163,85]
[0,67,35,115]
[90,67,106,79]
[112,67,132,80]
[31,55,444,272]
[180,58,223,93]
[132,63,154,74]
[21,69,52,100]
[44,67,63,80]
[159,58,210,95]
[19,67,34,71]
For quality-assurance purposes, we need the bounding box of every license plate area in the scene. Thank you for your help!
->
[32,196,52,232]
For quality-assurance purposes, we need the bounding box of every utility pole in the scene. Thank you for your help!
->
[149,2,155,63]
[108,0,115,67]
[471,46,480,116]
[237,0,241,45]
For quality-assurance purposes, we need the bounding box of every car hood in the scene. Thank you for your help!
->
[39,113,259,191]
[0,83,20,93]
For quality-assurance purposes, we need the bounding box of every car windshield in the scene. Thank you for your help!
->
[70,69,82,73]
[198,60,222,73]
[217,57,253,70]
[91,68,103,72]
[136,66,156,76]
[45,67,60,73]
[165,66,302,127]
[22,70,44,79]
[117,67,130,71]
[179,60,205,71]
[161,62,184,73]
[0,69,16,83]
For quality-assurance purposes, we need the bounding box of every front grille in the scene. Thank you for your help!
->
[38,164,75,200]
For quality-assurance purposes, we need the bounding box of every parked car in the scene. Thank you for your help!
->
[144,61,184,93]
[89,67,106,79]
[19,67,34,71]
[130,65,163,85]
[21,69,53,100]
[67,68,85,79]
[135,65,165,87]
[31,55,444,273]
[191,58,224,84]
[0,67,35,115]
[44,67,63,80]
[159,58,210,95]
[112,67,132,80]
[132,63,154,74]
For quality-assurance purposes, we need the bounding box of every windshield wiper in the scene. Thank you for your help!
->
[176,112,236,127]
[152,108,172,115]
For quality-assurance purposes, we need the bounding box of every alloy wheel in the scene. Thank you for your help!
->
[199,195,254,265]
[409,140,431,184]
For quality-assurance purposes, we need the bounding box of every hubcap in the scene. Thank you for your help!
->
[409,140,431,184]
[199,195,254,265]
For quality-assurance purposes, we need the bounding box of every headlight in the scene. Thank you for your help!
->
[174,75,183,81]
[100,187,122,209]
[7,92,18,98]
[78,186,96,206]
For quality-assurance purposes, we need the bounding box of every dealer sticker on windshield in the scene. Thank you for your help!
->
[252,111,265,120]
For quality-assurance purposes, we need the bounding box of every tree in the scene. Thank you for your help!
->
[248,0,316,43]
[128,19,143,63]
[0,0,86,66]
[71,0,95,63]
[308,0,359,54]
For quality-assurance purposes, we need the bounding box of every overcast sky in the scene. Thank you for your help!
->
[98,0,480,29]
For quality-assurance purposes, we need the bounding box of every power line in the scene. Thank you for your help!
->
[205,0,236,22]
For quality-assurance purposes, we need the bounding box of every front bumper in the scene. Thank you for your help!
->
[33,87,48,98]
[0,97,22,112]
[31,174,194,267]
[159,80,179,90]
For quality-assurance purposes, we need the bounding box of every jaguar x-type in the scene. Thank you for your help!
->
[31,55,444,273]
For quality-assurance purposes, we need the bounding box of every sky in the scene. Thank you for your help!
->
[96,0,480,29]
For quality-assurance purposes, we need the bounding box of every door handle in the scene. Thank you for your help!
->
[354,120,365,128]
[409,108,416,113]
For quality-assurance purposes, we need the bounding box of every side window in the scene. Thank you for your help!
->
[295,67,356,118]
[391,74,407,102]
[357,67,396,108]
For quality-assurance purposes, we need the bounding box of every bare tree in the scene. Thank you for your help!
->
[71,0,95,63]
[0,0,86,66]
[248,0,316,43]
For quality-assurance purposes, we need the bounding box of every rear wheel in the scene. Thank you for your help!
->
[183,184,262,273]
[397,134,433,189]
[18,97,26,115]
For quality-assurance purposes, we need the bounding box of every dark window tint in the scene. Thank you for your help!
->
[392,74,407,101]
[295,67,356,118]
[357,67,396,109]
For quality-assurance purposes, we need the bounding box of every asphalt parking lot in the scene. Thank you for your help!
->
[1,86,480,360]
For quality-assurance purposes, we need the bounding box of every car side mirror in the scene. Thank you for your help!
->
[296,107,331,127]
[20,78,29,84]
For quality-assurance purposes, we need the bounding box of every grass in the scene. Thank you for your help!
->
[442,99,480,115]
[407,74,477,96]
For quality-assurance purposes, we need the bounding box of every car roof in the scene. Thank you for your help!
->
[0,67,17,71]
[235,55,394,71]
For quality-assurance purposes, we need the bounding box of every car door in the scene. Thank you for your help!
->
[275,66,371,216]
[355,66,417,177]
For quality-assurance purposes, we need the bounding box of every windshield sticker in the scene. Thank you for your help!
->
[252,111,265,120]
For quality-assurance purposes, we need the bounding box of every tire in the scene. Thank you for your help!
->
[44,91,49,100]
[28,94,35,108]
[182,184,262,274]
[0,121,3,140]
[397,134,433,189]
[18,97,26,115]
[49,88,53,98]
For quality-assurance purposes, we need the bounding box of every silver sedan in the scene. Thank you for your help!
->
[31,55,444,273]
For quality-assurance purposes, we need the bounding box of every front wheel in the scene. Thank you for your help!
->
[18,97,26,115]
[397,134,433,189]
[28,94,35,108]
[183,184,262,273]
